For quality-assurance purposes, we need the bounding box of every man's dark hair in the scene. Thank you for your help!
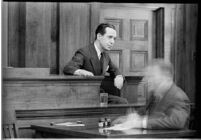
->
[95,23,116,40]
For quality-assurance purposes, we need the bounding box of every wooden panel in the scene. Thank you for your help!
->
[8,2,26,67]
[59,3,90,74]
[130,19,148,40]
[90,3,100,43]
[184,4,197,103]
[3,68,50,78]
[130,51,147,72]
[137,82,147,103]
[3,76,103,111]
[50,3,59,74]
[7,2,58,70]
[8,2,19,67]
[123,76,145,104]
[107,50,122,71]
[173,4,197,102]
[25,2,51,67]
[2,2,8,67]
[164,6,174,62]
[155,8,164,58]
[124,83,138,103]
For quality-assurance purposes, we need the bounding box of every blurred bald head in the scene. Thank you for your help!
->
[147,59,174,79]
[143,59,174,94]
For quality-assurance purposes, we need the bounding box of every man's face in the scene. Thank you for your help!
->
[98,27,117,51]
[143,66,164,93]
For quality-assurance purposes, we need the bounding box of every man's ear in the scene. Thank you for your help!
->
[97,33,102,40]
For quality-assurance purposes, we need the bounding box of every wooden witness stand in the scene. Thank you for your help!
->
[2,68,196,138]
[2,68,144,137]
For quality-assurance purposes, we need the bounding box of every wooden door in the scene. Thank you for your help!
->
[99,4,155,104]
[99,4,154,76]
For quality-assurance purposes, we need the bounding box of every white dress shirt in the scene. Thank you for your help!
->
[94,43,102,60]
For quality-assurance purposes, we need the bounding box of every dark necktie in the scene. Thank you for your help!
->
[100,53,104,73]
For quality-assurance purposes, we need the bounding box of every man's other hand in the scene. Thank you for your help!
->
[114,75,124,89]
[74,69,94,76]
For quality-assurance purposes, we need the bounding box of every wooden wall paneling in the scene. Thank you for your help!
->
[79,4,90,46]
[50,3,59,74]
[90,3,100,43]
[137,82,147,104]
[59,3,90,74]
[173,4,197,102]
[164,6,174,62]
[2,2,8,67]
[151,9,156,59]
[8,2,19,67]
[8,2,25,67]
[175,4,186,97]
[18,2,26,67]
[3,77,102,111]
[155,8,164,58]
[130,50,148,72]
[25,2,51,67]
[170,7,176,75]
[107,50,123,72]
[174,4,186,91]
[124,76,145,104]
[3,68,50,78]
[184,4,197,102]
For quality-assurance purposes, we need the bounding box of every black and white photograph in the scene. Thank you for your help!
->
[1,1,199,138]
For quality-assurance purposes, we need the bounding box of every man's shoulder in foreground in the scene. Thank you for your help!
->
[170,84,190,102]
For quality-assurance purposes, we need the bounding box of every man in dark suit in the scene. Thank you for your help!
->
[63,23,128,104]
[108,59,190,129]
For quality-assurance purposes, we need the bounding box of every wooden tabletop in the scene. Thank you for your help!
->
[31,123,196,138]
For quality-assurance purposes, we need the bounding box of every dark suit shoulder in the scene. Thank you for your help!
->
[75,45,91,56]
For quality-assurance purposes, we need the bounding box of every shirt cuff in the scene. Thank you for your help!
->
[142,116,148,129]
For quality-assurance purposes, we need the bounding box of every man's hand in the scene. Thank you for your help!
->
[107,112,143,130]
[111,115,127,125]
[74,69,94,76]
[114,75,124,89]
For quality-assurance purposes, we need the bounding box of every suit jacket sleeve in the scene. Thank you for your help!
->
[63,49,84,75]
[147,100,190,129]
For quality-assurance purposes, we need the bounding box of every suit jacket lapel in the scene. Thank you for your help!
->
[88,44,102,75]
[101,52,109,75]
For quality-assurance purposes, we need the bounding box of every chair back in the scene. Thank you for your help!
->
[3,123,19,138]
[2,110,19,138]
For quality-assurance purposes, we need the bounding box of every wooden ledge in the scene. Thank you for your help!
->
[3,75,104,82]
[15,104,145,119]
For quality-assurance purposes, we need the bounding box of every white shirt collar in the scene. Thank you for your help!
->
[94,43,102,59]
